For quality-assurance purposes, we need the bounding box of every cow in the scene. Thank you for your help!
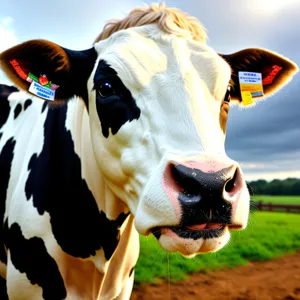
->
[0,3,298,300]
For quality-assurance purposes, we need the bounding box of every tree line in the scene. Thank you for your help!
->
[249,178,300,195]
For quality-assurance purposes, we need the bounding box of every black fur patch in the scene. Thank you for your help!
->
[151,228,162,240]
[0,276,8,300]
[129,266,135,277]
[14,104,22,119]
[25,105,128,260]
[62,47,98,106]
[7,223,67,300]
[24,99,32,111]
[0,85,18,129]
[41,101,47,113]
[0,138,16,264]
[100,212,129,260]
[94,60,141,138]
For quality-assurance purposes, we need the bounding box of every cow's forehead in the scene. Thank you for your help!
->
[94,24,231,100]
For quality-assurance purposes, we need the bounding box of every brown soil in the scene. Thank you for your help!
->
[131,251,300,300]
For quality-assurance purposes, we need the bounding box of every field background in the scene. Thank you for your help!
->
[134,195,300,285]
[251,195,300,205]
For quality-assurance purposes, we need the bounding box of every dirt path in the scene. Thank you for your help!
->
[131,251,300,300]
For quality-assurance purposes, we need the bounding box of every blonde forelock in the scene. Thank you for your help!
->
[93,2,207,44]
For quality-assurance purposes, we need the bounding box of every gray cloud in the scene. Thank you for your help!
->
[225,58,300,177]
[189,0,300,178]
[1,0,299,179]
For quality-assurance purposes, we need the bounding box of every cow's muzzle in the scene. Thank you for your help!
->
[161,160,247,239]
[172,163,242,226]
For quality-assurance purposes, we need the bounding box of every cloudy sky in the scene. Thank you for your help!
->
[0,0,299,181]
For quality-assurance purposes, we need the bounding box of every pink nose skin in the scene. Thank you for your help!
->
[162,159,245,225]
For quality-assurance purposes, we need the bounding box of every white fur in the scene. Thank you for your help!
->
[0,23,251,299]
[90,24,247,254]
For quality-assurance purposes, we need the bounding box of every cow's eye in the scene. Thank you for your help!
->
[97,82,115,98]
[223,86,231,103]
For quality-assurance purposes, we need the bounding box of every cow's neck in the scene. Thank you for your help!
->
[24,98,138,298]
[66,99,129,220]
[59,99,139,298]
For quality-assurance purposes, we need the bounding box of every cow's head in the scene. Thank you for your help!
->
[0,5,297,257]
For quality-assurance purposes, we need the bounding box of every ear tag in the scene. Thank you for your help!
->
[29,81,55,101]
[29,73,59,91]
[28,72,39,82]
[10,59,33,83]
[262,65,282,85]
[9,59,59,100]
[38,74,49,86]
[239,71,263,106]
[241,91,254,105]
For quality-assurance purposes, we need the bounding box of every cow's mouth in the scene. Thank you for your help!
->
[151,222,243,255]
[171,223,226,239]
[152,223,226,240]
[152,222,243,240]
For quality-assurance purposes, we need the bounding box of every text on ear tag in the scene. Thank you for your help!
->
[238,71,263,106]
[29,81,55,101]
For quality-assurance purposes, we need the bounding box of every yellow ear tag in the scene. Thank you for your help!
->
[238,71,263,106]
[241,91,254,106]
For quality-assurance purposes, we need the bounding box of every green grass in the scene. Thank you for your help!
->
[251,195,300,205]
[134,212,300,284]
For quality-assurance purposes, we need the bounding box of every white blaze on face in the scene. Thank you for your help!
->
[88,24,241,254]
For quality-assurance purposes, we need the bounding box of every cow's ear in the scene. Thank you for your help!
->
[0,39,97,103]
[220,48,298,105]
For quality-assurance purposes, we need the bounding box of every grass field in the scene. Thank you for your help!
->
[251,195,300,205]
[134,212,300,284]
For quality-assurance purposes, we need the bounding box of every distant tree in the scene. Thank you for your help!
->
[292,181,300,195]
[248,178,300,195]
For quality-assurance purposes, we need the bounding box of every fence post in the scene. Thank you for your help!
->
[257,201,262,211]
[268,202,273,212]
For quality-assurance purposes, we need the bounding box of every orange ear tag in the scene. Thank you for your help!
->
[10,59,32,82]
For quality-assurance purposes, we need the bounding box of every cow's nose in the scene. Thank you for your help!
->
[171,164,241,201]
[170,163,243,225]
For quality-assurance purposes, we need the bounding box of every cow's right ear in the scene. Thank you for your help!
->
[0,40,97,103]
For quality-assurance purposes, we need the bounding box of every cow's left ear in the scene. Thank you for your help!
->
[220,48,298,104]
[0,39,97,103]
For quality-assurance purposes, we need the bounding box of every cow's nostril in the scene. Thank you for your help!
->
[224,168,238,193]
[223,167,244,201]
[171,164,199,194]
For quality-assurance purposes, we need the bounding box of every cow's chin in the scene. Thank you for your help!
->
[152,226,231,257]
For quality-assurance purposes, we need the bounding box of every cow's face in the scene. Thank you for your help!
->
[88,26,246,255]
[0,24,297,256]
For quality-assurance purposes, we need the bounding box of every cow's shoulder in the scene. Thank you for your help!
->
[0,83,45,132]
[0,84,48,267]
[24,102,128,259]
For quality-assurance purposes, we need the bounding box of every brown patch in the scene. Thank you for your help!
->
[59,251,104,299]
[219,48,298,104]
[131,251,300,300]
[219,102,230,133]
